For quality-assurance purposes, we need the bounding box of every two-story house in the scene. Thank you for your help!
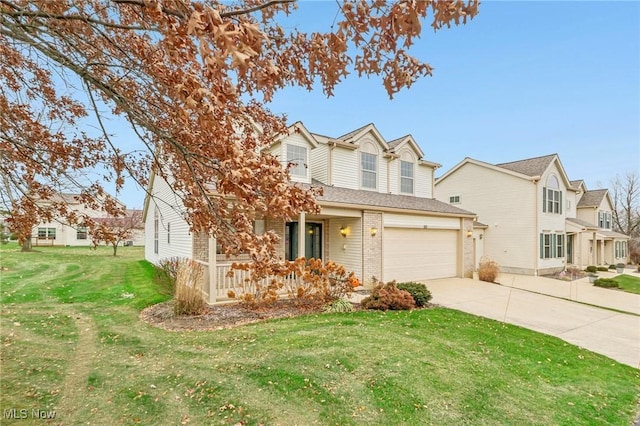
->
[143,122,477,303]
[435,154,629,275]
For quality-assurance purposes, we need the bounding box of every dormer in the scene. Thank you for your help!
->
[268,122,318,184]
[386,135,440,198]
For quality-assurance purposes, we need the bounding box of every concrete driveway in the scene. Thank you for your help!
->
[423,275,640,369]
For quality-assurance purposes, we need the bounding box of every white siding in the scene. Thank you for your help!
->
[415,165,434,198]
[383,213,460,229]
[331,148,359,190]
[387,158,398,194]
[436,163,537,272]
[327,217,362,280]
[310,142,329,184]
[538,164,571,271]
[144,173,192,265]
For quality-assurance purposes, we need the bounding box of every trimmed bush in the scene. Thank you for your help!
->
[597,267,608,272]
[593,278,619,288]
[585,266,597,273]
[608,264,616,270]
[324,298,354,313]
[361,281,416,311]
[616,263,626,269]
[478,256,500,283]
[397,282,432,307]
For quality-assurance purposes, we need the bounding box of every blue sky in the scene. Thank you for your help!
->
[118,1,639,207]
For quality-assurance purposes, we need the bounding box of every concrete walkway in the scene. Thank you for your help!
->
[422,276,640,369]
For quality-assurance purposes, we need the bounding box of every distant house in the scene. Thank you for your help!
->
[435,154,629,275]
[143,122,477,304]
[31,193,144,247]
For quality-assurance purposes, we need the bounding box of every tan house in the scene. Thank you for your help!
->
[435,154,629,275]
[144,122,477,304]
[31,193,144,247]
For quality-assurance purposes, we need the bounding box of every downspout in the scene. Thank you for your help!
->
[533,178,540,276]
[328,142,334,186]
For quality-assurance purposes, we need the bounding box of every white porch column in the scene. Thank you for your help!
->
[208,236,217,304]
[592,232,597,265]
[298,211,306,259]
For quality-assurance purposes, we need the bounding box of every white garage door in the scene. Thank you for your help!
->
[383,228,458,282]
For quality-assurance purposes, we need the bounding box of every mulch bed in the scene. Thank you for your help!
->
[140,299,361,332]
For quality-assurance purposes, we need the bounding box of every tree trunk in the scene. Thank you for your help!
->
[21,239,32,252]
[112,243,118,256]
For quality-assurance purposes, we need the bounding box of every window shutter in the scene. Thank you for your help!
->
[615,242,619,258]
[559,192,563,213]
[542,187,547,212]
[559,235,564,257]
[540,233,544,258]
[551,234,557,258]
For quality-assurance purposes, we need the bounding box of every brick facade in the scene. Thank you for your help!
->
[362,211,383,286]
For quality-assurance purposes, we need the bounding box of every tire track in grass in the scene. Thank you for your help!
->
[57,310,98,422]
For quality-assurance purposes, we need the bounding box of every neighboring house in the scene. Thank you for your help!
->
[435,154,630,275]
[31,193,144,247]
[143,122,477,304]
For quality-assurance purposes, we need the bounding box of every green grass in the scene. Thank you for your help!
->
[613,274,640,295]
[1,243,639,425]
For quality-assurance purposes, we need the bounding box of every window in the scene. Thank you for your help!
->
[449,195,461,204]
[76,226,87,240]
[540,233,564,259]
[287,144,307,177]
[616,241,627,258]
[400,160,414,194]
[153,208,159,254]
[361,152,377,189]
[37,227,56,240]
[615,241,620,258]
[167,222,171,244]
[598,211,612,229]
[542,176,562,214]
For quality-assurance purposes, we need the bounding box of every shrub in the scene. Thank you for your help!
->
[585,266,597,273]
[174,259,206,315]
[608,264,616,270]
[478,256,500,283]
[597,267,608,272]
[616,263,626,269]
[593,278,619,288]
[324,298,354,313]
[396,282,432,307]
[361,281,416,311]
[158,257,183,282]
[228,258,357,309]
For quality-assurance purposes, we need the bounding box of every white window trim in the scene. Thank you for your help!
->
[286,144,308,178]
[360,151,378,190]
[399,160,414,194]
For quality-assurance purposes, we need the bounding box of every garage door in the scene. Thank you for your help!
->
[383,228,458,282]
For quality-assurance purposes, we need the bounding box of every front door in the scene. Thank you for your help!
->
[567,234,574,264]
[285,222,322,260]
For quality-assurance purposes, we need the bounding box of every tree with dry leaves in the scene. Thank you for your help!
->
[1,0,478,265]
[610,171,640,238]
[88,209,143,256]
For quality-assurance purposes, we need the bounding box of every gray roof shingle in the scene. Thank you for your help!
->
[566,217,598,229]
[577,189,608,208]
[314,183,475,216]
[495,154,557,177]
[338,123,373,141]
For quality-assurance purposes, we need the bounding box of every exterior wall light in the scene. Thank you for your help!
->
[340,226,348,238]
[466,230,473,238]
[370,227,378,237]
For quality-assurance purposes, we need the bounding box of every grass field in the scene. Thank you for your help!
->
[614,274,640,295]
[1,243,639,425]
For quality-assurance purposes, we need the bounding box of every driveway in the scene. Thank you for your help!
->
[422,276,640,369]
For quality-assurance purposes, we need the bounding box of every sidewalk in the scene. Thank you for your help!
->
[497,271,640,315]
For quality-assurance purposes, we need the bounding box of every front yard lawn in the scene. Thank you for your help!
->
[613,274,640,295]
[1,244,639,425]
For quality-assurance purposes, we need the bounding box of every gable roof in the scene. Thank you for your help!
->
[386,135,425,159]
[495,154,557,177]
[338,123,372,140]
[314,183,475,217]
[577,189,609,208]
[570,179,586,191]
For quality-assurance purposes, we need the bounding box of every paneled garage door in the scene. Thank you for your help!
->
[383,228,458,282]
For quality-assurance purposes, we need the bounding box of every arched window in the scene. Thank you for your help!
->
[543,175,562,214]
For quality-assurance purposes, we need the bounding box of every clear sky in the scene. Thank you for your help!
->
[117,0,640,208]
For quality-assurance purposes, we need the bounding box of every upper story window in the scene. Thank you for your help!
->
[598,211,612,229]
[400,160,414,194]
[450,195,461,204]
[287,144,307,177]
[543,175,562,214]
[361,152,377,189]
